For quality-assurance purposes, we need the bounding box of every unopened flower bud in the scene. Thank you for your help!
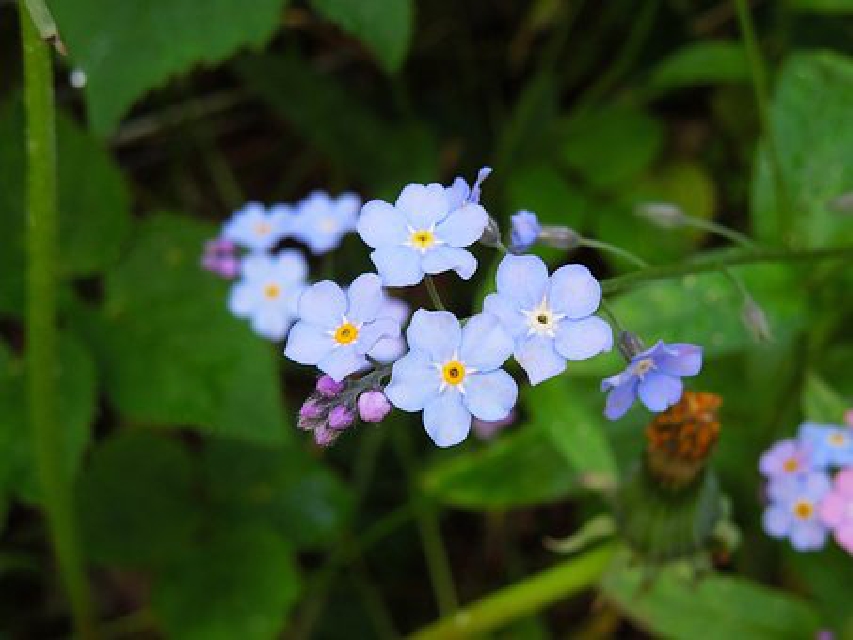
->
[509,210,541,253]
[314,425,337,447]
[298,399,325,430]
[741,296,773,343]
[635,202,686,228]
[328,405,355,430]
[358,390,392,423]
[616,331,645,361]
[539,225,581,250]
[316,375,346,397]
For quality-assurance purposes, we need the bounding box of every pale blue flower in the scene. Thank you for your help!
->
[223,202,290,252]
[285,274,402,381]
[484,254,613,386]
[357,183,489,287]
[228,251,308,340]
[798,422,853,469]
[763,471,831,551]
[601,340,702,420]
[291,191,361,254]
[368,295,410,363]
[445,166,492,210]
[385,310,517,447]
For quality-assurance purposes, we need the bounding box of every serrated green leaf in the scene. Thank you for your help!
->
[90,214,289,443]
[421,425,577,510]
[49,0,289,134]
[752,52,853,246]
[650,41,749,89]
[309,0,412,72]
[601,562,821,640]
[152,525,299,640]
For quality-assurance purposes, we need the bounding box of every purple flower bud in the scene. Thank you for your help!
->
[328,405,355,430]
[298,399,324,430]
[314,425,337,447]
[509,210,541,253]
[358,391,392,423]
[316,374,346,397]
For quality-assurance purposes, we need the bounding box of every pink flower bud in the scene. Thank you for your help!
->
[358,391,392,423]
[314,426,337,447]
[328,405,355,430]
[316,375,346,397]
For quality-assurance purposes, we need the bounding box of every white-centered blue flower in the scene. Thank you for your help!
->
[228,251,308,340]
[799,422,853,469]
[291,191,360,254]
[484,254,613,385]
[357,183,489,287]
[284,274,402,381]
[223,202,290,252]
[385,310,517,447]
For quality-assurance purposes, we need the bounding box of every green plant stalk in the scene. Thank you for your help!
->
[578,238,648,268]
[424,276,447,311]
[601,245,853,296]
[20,8,97,638]
[408,543,617,639]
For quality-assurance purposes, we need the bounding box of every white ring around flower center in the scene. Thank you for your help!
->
[404,224,443,254]
[434,352,478,394]
[521,296,565,338]
[632,358,656,377]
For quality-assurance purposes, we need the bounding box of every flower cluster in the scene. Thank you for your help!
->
[760,421,853,553]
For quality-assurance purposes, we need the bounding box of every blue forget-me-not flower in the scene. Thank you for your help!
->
[357,183,489,287]
[799,422,853,469]
[763,471,831,551]
[285,274,402,381]
[228,251,308,340]
[509,210,541,254]
[601,340,702,420]
[385,310,517,447]
[483,254,613,386]
[291,191,361,255]
[223,201,290,252]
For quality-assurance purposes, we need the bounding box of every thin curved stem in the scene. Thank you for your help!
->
[424,276,447,311]
[578,238,648,268]
[684,216,759,249]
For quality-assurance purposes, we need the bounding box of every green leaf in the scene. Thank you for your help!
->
[76,430,200,566]
[89,214,289,443]
[802,373,848,423]
[650,42,749,89]
[49,0,289,134]
[152,525,300,640]
[309,0,412,72]
[752,52,853,246]
[505,163,590,228]
[601,562,821,639]
[788,0,853,12]
[421,425,577,510]
[201,439,352,550]
[526,379,617,477]
[0,99,130,314]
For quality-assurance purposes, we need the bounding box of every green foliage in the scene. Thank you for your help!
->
[788,0,853,11]
[49,0,290,134]
[309,0,413,73]
[649,41,750,89]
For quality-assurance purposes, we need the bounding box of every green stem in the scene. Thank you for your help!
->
[578,238,648,268]
[408,544,617,639]
[681,216,759,249]
[424,276,447,311]
[601,245,853,296]
[20,6,97,639]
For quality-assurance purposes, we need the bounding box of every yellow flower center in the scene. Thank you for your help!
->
[441,360,466,386]
[829,432,848,447]
[263,283,281,299]
[255,221,272,236]
[782,458,800,473]
[634,358,655,376]
[410,229,435,250]
[334,322,359,345]
[793,500,814,520]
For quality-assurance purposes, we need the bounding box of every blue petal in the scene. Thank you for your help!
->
[435,203,488,247]
[228,282,258,317]
[421,247,477,280]
[240,253,274,280]
[423,392,472,447]
[459,312,514,371]
[601,369,634,392]
[371,246,424,287]
[549,264,602,319]
[251,308,290,341]
[346,273,384,324]
[463,370,518,421]
[357,200,408,248]
[637,373,683,412]
[496,254,549,308]
[445,177,470,211]
[385,349,440,411]
[407,309,460,362]
[554,316,613,361]
[514,335,566,385]
[318,345,368,382]
[395,183,450,229]
[285,321,334,364]
[762,505,791,538]
[270,250,308,283]
[357,317,401,354]
[801,472,831,501]
[369,336,407,363]
[483,293,527,339]
[655,343,703,377]
[790,521,827,551]
[297,281,347,329]
[604,378,638,420]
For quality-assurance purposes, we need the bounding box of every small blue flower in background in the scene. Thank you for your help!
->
[228,251,308,340]
[223,201,290,252]
[799,422,853,468]
[445,166,492,209]
[759,438,811,479]
[285,274,402,381]
[483,254,613,386]
[601,340,702,420]
[291,191,360,255]
[508,210,541,254]
[357,182,489,287]
[385,310,517,447]
[763,471,831,551]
